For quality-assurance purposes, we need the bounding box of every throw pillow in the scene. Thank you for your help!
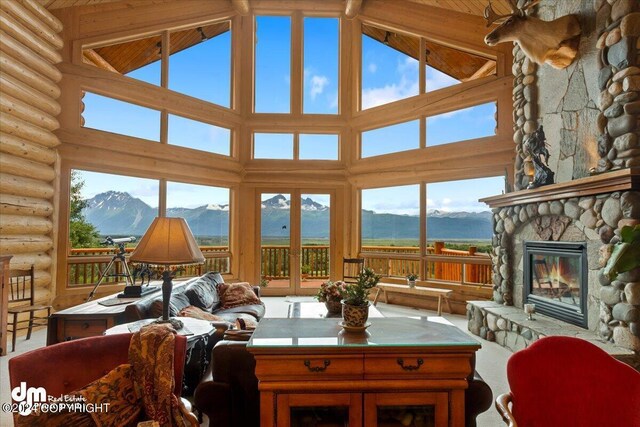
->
[148,292,192,318]
[202,271,225,287]
[219,282,261,309]
[184,279,219,312]
[178,305,226,322]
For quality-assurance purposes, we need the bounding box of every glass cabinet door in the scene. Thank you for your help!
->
[277,393,362,427]
[364,393,448,427]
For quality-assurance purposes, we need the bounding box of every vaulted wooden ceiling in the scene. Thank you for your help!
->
[40,0,515,17]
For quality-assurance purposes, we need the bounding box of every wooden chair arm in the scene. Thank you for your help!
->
[495,392,518,427]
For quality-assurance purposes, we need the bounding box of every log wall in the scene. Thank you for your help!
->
[0,0,62,320]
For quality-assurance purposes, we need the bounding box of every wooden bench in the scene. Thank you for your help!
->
[372,283,453,316]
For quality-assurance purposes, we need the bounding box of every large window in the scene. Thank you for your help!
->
[166,182,230,248]
[82,92,160,141]
[361,120,419,158]
[426,102,497,146]
[254,133,294,159]
[361,184,420,251]
[168,114,231,155]
[361,26,419,110]
[82,34,161,86]
[303,17,339,114]
[69,170,159,249]
[299,134,339,160]
[169,22,231,108]
[255,16,292,113]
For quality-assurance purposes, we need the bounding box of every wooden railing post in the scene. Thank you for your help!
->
[434,241,444,280]
[467,246,477,283]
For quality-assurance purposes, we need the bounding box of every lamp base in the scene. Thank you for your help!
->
[153,317,184,330]
[118,285,157,298]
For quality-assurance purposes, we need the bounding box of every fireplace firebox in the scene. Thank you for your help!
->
[523,241,588,328]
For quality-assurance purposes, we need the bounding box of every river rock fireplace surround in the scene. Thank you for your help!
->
[466,169,640,367]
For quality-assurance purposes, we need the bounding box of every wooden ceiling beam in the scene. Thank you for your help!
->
[231,0,250,16]
[345,0,363,19]
[82,48,118,73]
[463,59,496,82]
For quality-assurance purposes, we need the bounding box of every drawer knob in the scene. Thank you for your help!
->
[304,359,331,372]
[397,358,423,371]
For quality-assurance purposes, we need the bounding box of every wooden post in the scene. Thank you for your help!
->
[434,241,443,280]
[468,246,477,283]
[0,255,12,356]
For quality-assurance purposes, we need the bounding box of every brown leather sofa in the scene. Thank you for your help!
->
[194,340,493,427]
[124,272,265,327]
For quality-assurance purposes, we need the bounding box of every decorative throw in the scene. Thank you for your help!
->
[218,282,261,309]
[177,305,225,322]
[15,324,197,427]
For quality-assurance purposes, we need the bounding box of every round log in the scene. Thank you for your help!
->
[9,252,52,270]
[0,235,53,254]
[0,72,61,116]
[0,214,53,235]
[19,0,64,35]
[0,10,61,64]
[34,270,52,288]
[0,30,62,83]
[0,133,57,165]
[0,1,63,49]
[0,92,59,131]
[0,172,54,199]
[0,112,60,148]
[0,152,56,181]
[0,51,60,99]
[0,194,54,217]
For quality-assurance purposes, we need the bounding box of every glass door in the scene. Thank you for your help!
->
[259,190,333,295]
[278,393,362,427]
[260,193,292,289]
[299,193,331,292]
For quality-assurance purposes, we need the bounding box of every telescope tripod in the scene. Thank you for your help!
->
[86,243,134,301]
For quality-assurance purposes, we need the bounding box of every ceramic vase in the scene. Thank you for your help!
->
[342,301,369,327]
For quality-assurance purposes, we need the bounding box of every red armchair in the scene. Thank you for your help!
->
[9,333,188,424]
[496,336,640,427]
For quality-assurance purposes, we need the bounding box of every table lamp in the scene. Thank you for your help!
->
[130,217,204,329]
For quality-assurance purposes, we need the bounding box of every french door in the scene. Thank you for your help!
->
[258,189,334,295]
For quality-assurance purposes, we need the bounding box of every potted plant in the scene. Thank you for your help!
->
[406,273,418,288]
[339,267,381,328]
[301,264,311,281]
[316,281,346,314]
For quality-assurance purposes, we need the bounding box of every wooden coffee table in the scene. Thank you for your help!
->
[248,317,480,427]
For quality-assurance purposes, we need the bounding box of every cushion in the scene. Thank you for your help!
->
[178,305,226,322]
[202,271,225,287]
[184,278,219,312]
[148,292,191,318]
[219,282,261,309]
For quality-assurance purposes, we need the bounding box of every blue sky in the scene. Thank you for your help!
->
[79,18,503,215]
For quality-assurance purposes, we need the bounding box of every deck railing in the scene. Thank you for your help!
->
[67,246,230,287]
[360,242,492,286]
[67,242,491,287]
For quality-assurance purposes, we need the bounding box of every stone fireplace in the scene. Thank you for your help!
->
[466,170,640,367]
[523,241,588,328]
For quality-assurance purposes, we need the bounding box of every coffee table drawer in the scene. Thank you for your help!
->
[61,319,108,341]
[364,354,472,378]
[255,355,363,380]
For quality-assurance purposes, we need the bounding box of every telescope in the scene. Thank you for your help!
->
[101,236,136,245]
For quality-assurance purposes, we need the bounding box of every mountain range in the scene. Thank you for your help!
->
[82,191,493,240]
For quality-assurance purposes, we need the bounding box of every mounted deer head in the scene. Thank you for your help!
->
[484,0,581,69]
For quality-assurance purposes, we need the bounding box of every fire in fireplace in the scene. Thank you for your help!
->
[523,241,588,328]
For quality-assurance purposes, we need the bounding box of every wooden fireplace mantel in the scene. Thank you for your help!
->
[481,168,640,208]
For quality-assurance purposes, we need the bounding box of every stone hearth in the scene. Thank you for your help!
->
[469,169,639,363]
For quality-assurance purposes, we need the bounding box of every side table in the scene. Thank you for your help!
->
[105,317,220,396]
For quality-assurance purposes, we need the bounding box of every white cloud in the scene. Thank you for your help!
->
[368,63,377,73]
[362,57,419,109]
[310,75,329,100]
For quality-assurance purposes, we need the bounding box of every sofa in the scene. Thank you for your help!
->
[194,340,493,427]
[124,271,265,326]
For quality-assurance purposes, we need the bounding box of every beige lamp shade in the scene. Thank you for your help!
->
[130,217,205,265]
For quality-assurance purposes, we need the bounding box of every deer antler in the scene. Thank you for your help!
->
[484,0,514,27]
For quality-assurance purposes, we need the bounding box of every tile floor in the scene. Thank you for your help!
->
[0,297,512,426]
